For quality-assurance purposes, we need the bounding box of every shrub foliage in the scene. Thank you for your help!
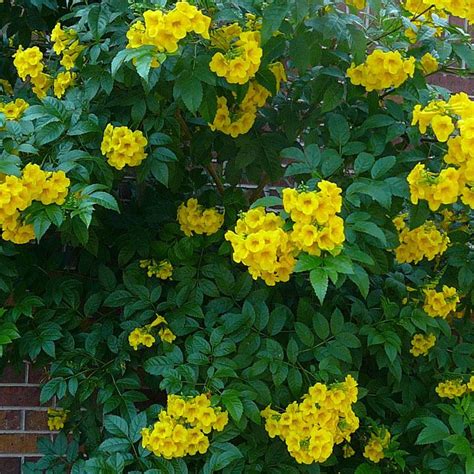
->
[0,0,473,473]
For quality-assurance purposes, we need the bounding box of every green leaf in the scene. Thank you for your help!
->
[261,1,289,44]
[287,338,299,363]
[175,76,203,114]
[88,4,109,40]
[354,152,374,174]
[250,196,282,209]
[40,378,65,404]
[330,309,344,335]
[361,114,396,129]
[103,290,132,307]
[221,390,243,422]
[328,114,350,146]
[32,214,51,241]
[355,464,382,474]
[321,81,344,113]
[104,415,129,438]
[287,368,303,397]
[99,438,131,453]
[310,269,328,304]
[416,418,450,445]
[135,53,153,81]
[89,192,120,211]
[408,201,430,230]
[321,149,342,177]
[371,156,396,179]
[111,49,130,77]
[295,322,314,347]
[348,265,370,298]
[313,313,330,340]
[36,122,65,146]
[324,255,354,274]
[352,221,387,246]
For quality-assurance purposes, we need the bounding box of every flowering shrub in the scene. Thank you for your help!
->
[0,0,473,473]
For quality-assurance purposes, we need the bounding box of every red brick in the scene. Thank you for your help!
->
[429,73,474,95]
[0,387,41,407]
[0,411,21,430]
[0,457,21,473]
[25,411,49,431]
[27,365,47,385]
[0,366,25,384]
[0,433,39,453]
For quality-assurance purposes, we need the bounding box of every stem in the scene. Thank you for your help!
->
[369,5,435,44]
[249,174,270,203]
[205,163,225,195]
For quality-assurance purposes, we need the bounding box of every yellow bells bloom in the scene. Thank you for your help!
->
[431,115,455,142]
[420,52,439,74]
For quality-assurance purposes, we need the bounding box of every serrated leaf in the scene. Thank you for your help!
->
[310,269,328,304]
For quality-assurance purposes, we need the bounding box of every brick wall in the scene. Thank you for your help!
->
[0,363,51,473]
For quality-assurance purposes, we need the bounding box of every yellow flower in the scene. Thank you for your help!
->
[261,377,359,464]
[431,115,455,142]
[436,379,467,399]
[0,98,29,120]
[177,198,224,236]
[159,328,176,344]
[13,46,44,80]
[101,124,148,170]
[53,71,77,99]
[420,53,439,74]
[410,333,436,356]
[348,50,415,91]
[47,408,68,431]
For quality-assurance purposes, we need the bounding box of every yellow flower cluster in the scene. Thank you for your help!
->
[0,164,70,244]
[225,182,344,286]
[413,95,466,141]
[284,182,345,255]
[53,71,77,99]
[412,93,474,209]
[47,408,68,431]
[261,376,359,465]
[411,94,474,209]
[13,46,44,81]
[404,0,474,24]
[435,378,474,399]
[410,333,436,357]
[51,23,83,70]
[140,259,173,280]
[128,314,176,350]
[363,430,391,463]
[100,124,148,170]
[210,63,287,137]
[423,286,460,319]
[210,25,262,85]
[407,164,460,212]
[0,98,29,120]
[394,218,449,264]
[347,50,415,92]
[141,393,228,459]
[420,53,439,75]
[177,198,224,236]
[225,208,295,286]
[346,0,366,8]
[13,46,52,99]
[126,1,211,65]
